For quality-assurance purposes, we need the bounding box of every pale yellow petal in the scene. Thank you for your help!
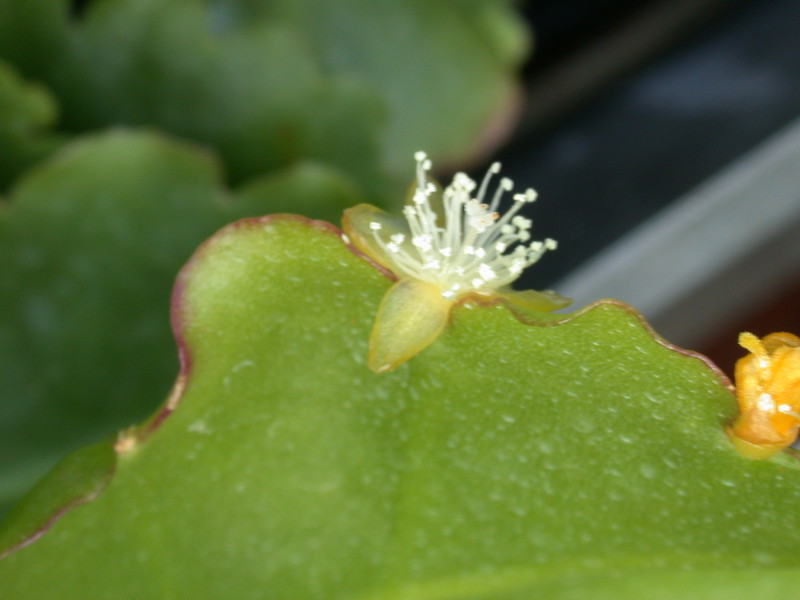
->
[368,278,452,373]
[342,203,410,272]
[725,431,787,460]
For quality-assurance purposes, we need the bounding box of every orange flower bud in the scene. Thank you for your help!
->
[728,332,800,459]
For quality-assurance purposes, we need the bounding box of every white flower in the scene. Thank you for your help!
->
[367,152,557,300]
[342,152,569,373]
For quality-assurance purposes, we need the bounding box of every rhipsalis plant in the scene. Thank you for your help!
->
[1,153,800,599]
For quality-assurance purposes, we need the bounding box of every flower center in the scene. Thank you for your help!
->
[369,152,557,299]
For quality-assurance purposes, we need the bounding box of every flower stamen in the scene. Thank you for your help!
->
[368,152,557,300]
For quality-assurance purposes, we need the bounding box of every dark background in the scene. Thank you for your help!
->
[499,0,800,286]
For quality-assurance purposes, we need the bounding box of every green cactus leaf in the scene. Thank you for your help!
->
[0,438,116,561]
[0,131,364,513]
[2,215,799,598]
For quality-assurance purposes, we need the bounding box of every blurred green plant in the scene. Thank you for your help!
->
[0,0,527,191]
[2,215,799,598]
[0,0,528,512]
[0,59,64,189]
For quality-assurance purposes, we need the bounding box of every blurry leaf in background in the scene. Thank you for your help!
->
[0,130,364,514]
[0,0,528,193]
[207,0,530,173]
[1,0,386,192]
[0,59,65,189]
[2,216,800,598]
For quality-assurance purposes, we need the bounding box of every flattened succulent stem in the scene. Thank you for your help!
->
[368,278,452,373]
